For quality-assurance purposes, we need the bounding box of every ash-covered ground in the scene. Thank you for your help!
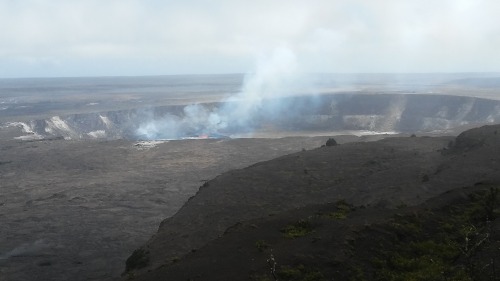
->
[1,73,500,281]
[0,135,343,281]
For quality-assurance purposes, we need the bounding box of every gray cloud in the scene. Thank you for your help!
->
[0,0,499,77]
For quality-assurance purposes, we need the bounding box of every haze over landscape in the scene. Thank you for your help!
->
[1,1,500,281]
[1,0,500,78]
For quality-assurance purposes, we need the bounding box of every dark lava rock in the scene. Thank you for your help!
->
[127,124,500,280]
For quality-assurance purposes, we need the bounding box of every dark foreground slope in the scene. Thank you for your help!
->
[127,124,500,280]
[135,184,500,281]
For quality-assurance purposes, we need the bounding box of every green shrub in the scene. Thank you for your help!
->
[281,220,314,239]
[348,265,366,281]
[326,200,353,220]
[278,266,302,279]
[255,240,269,252]
[277,265,325,281]
[372,188,500,281]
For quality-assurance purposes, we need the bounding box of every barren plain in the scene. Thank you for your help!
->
[1,73,500,281]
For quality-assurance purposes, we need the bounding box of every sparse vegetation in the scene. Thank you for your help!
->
[281,219,314,239]
[369,187,500,281]
[252,274,274,281]
[277,264,325,281]
[325,199,353,220]
[278,266,302,279]
[482,187,499,220]
[117,126,500,280]
[255,240,269,252]
[348,265,367,281]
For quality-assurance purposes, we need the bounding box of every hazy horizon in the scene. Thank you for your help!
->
[1,0,500,78]
[2,72,500,82]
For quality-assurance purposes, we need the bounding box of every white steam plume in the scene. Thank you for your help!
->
[135,47,312,139]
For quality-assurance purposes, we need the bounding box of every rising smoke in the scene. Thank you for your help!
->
[135,47,318,139]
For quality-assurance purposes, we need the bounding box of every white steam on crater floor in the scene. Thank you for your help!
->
[5,69,500,142]
[87,130,107,138]
[135,47,309,140]
[4,121,43,140]
[99,114,112,129]
[133,140,168,150]
[47,116,74,135]
[6,121,34,134]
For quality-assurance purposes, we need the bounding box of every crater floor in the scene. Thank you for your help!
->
[0,136,335,281]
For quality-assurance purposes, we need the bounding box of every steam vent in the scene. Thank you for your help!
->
[4,93,500,141]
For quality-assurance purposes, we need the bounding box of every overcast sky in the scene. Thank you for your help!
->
[1,0,499,78]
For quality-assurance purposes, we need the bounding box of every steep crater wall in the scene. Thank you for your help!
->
[5,93,500,140]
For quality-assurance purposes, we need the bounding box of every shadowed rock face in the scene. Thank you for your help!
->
[5,93,500,140]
